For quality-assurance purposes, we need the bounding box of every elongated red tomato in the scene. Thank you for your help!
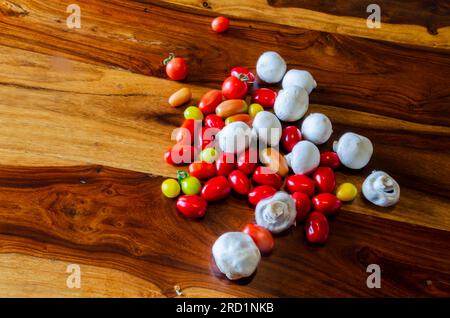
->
[252,166,283,189]
[228,170,251,195]
[176,195,207,218]
[285,174,315,197]
[281,126,302,153]
[242,224,274,254]
[164,144,198,166]
[215,152,236,176]
[313,167,336,193]
[188,161,216,180]
[204,114,225,130]
[222,76,248,100]
[320,151,341,170]
[164,54,188,81]
[312,193,342,216]
[248,185,277,206]
[291,192,311,221]
[199,90,223,115]
[305,212,329,244]
[237,149,258,175]
[201,176,232,202]
[230,66,255,82]
[251,88,277,108]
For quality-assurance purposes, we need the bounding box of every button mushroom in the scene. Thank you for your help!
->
[255,191,297,233]
[301,113,333,145]
[212,232,261,280]
[282,69,317,94]
[274,86,309,122]
[252,111,282,147]
[284,140,320,175]
[218,121,253,154]
[256,51,287,84]
[333,132,373,169]
[362,170,400,207]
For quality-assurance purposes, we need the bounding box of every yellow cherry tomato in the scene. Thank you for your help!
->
[336,182,358,201]
[199,147,218,163]
[161,178,181,198]
[180,176,201,195]
[248,103,264,118]
[184,106,204,120]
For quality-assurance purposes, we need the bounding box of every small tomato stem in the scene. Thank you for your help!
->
[177,170,189,184]
[163,53,175,66]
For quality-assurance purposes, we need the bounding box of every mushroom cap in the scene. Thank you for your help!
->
[255,191,296,233]
[285,140,320,174]
[282,69,317,94]
[256,51,287,84]
[362,170,400,207]
[212,232,261,280]
[274,86,309,122]
[333,132,373,169]
[252,111,282,146]
[218,121,252,154]
[301,113,333,145]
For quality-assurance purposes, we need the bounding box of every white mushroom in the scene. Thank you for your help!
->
[333,132,373,169]
[255,191,297,234]
[256,51,287,84]
[212,232,261,280]
[282,69,317,94]
[252,111,282,147]
[284,140,320,175]
[301,113,333,145]
[218,121,252,154]
[362,170,400,207]
[274,86,309,122]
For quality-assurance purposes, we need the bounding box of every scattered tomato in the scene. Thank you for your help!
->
[336,183,358,202]
[281,126,302,153]
[312,193,342,216]
[164,144,198,165]
[252,166,283,189]
[184,106,203,120]
[291,192,311,221]
[237,149,258,175]
[251,88,277,108]
[313,167,336,193]
[248,103,264,118]
[161,179,181,198]
[215,152,236,176]
[164,54,188,81]
[204,114,225,130]
[180,175,201,195]
[199,147,218,163]
[305,212,329,244]
[197,126,219,150]
[175,119,200,144]
[248,185,277,206]
[242,224,274,254]
[176,195,207,218]
[199,90,223,115]
[230,66,255,82]
[285,174,315,197]
[320,151,341,170]
[211,16,230,33]
[222,76,248,100]
[228,170,251,195]
[188,161,216,180]
[201,176,232,202]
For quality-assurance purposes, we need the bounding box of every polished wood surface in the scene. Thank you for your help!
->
[0,0,449,297]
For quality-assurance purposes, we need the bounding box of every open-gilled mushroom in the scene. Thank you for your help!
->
[218,121,252,154]
[212,232,261,280]
[362,170,400,207]
[301,113,333,145]
[252,111,282,147]
[256,51,287,84]
[333,132,373,169]
[285,140,320,175]
[255,191,297,233]
[274,86,309,122]
[282,69,317,94]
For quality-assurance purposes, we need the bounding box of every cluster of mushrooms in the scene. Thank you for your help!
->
[212,51,400,281]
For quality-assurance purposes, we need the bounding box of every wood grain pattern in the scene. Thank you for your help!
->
[0,165,449,297]
[0,1,449,125]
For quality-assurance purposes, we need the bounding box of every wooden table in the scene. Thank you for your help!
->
[0,0,449,297]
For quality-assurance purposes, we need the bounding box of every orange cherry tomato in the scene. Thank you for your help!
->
[242,224,274,254]
[199,90,223,115]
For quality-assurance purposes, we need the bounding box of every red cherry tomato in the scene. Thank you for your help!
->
[201,176,232,202]
[164,144,198,165]
[175,119,202,144]
[251,88,277,108]
[291,192,311,221]
[204,114,225,130]
[312,193,342,216]
[188,161,216,180]
[248,185,277,206]
[242,224,274,254]
[199,90,223,115]
[320,151,341,170]
[228,170,251,195]
[305,212,329,244]
[176,195,207,218]
[281,126,302,153]
[313,167,336,193]
[285,174,315,197]
[211,16,230,33]
[252,166,283,189]
[197,126,219,150]
[230,66,255,82]
[215,152,236,176]
[222,76,248,100]
[237,149,258,175]
[164,54,188,81]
